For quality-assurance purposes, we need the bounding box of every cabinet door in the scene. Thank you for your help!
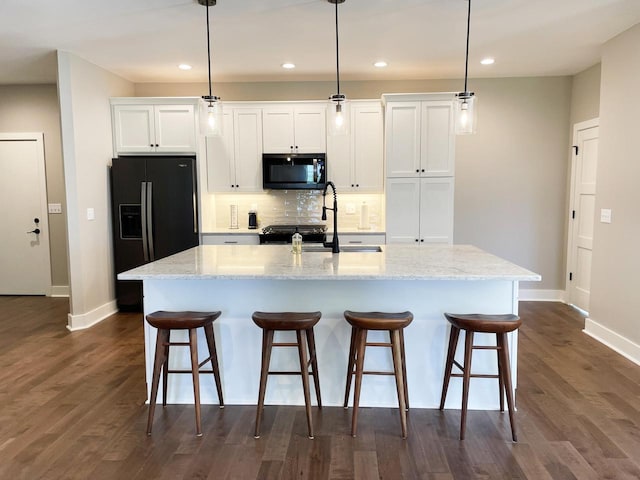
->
[262,107,295,153]
[154,105,196,153]
[233,108,263,192]
[385,102,420,177]
[113,105,155,153]
[326,131,351,190]
[419,177,454,244]
[385,178,421,244]
[293,106,326,153]
[421,101,455,176]
[352,103,383,191]
[207,111,235,192]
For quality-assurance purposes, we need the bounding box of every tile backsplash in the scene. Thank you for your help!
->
[203,191,384,232]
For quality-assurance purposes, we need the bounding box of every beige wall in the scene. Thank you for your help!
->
[588,24,640,348]
[570,63,601,126]
[57,51,134,329]
[139,76,572,291]
[0,84,69,288]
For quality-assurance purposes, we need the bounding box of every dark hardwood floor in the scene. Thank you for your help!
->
[1,297,639,479]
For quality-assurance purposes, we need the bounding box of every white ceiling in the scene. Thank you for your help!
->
[2,0,640,85]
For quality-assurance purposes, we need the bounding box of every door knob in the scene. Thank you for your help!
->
[27,228,41,235]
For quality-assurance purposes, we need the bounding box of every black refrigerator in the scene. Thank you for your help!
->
[110,156,199,311]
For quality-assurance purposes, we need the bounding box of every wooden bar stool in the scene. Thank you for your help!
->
[343,310,413,438]
[252,311,322,439]
[439,313,522,441]
[146,311,224,437]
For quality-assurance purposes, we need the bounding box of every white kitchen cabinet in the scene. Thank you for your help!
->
[207,107,263,192]
[262,104,326,153]
[385,177,454,244]
[339,233,386,245]
[112,103,197,154]
[328,101,383,192]
[385,100,455,177]
[201,233,259,245]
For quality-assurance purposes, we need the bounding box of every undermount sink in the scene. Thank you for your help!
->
[301,245,383,253]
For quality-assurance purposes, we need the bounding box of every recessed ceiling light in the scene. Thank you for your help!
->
[178,64,192,70]
[374,61,388,68]
[480,58,495,65]
[282,63,296,69]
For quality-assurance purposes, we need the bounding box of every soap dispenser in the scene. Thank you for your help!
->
[292,232,302,254]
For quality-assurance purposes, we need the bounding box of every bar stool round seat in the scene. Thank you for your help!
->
[343,310,413,438]
[439,312,521,442]
[146,310,224,437]
[252,311,322,439]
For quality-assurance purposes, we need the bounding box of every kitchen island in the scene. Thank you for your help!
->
[119,244,540,409]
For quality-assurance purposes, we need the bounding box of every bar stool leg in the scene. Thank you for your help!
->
[391,329,408,439]
[460,330,474,440]
[203,322,225,407]
[498,333,518,442]
[496,333,504,412]
[147,329,169,435]
[399,329,409,411]
[306,327,322,408]
[351,328,368,437]
[297,330,314,439]
[162,330,170,407]
[254,329,274,439]
[439,325,460,410]
[188,328,203,437]
[343,326,357,408]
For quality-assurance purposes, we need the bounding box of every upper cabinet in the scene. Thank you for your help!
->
[207,106,263,193]
[262,104,326,153]
[328,101,384,192]
[111,99,197,154]
[385,99,455,177]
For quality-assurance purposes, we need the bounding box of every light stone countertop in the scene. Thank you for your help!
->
[118,244,541,281]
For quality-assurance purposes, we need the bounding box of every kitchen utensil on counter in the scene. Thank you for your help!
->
[248,211,258,229]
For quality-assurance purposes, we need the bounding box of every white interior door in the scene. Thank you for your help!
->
[567,120,599,313]
[0,133,51,294]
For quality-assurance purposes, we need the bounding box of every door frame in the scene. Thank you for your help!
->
[565,118,599,312]
[0,132,52,295]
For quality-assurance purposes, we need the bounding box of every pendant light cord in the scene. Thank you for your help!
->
[335,1,340,96]
[206,3,213,100]
[463,0,471,94]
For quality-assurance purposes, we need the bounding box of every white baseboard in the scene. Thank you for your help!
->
[584,317,640,366]
[66,300,118,331]
[47,285,70,297]
[519,288,565,302]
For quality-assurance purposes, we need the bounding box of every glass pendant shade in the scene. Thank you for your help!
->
[328,95,350,136]
[455,93,477,135]
[200,97,223,137]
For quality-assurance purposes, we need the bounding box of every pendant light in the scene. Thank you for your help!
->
[455,0,477,135]
[198,0,223,137]
[328,0,349,135]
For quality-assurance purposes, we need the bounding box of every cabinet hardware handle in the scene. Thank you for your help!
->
[224,241,238,244]
[416,169,419,173]
[349,241,363,244]
[351,184,354,187]
[415,239,419,242]
[150,144,154,147]
[421,169,425,173]
[236,184,239,188]
[356,184,359,187]
[420,239,424,242]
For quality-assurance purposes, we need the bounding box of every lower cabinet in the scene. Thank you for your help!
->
[201,234,260,245]
[386,177,454,244]
[339,233,386,245]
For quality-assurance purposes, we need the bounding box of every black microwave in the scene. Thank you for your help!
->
[262,153,326,190]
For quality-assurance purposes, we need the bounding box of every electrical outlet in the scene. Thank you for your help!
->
[600,208,612,223]
[345,203,356,215]
[87,208,95,221]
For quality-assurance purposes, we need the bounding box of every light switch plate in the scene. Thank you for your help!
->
[87,207,95,221]
[48,203,62,214]
[600,208,612,223]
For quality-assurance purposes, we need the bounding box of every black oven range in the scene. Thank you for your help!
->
[259,224,327,244]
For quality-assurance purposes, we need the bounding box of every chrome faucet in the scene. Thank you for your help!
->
[321,181,340,253]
